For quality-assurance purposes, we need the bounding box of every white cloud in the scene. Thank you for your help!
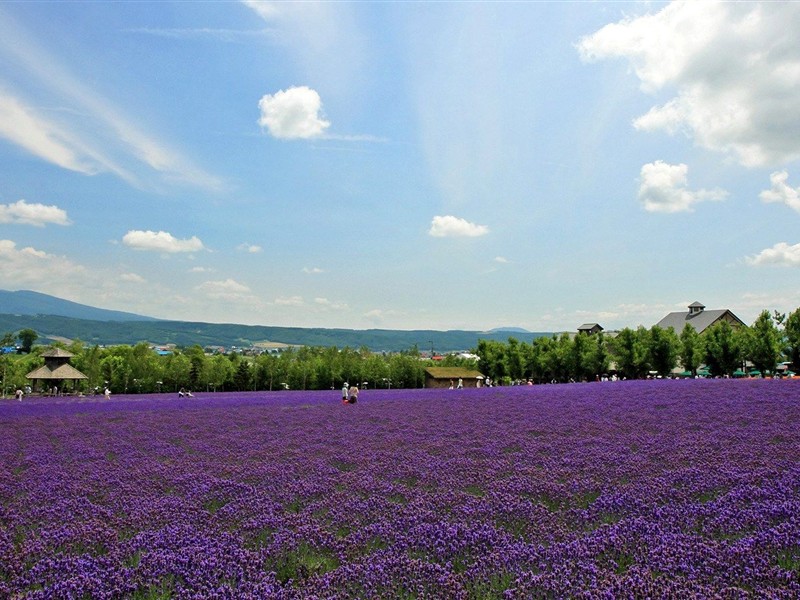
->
[638,160,726,213]
[240,1,280,21]
[120,272,145,283]
[364,308,403,324]
[275,295,304,306]
[258,86,330,140]
[302,266,324,274]
[189,266,215,273]
[746,242,800,267]
[122,230,205,253]
[760,171,800,213]
[494,256,509,264]
[315,297,347,310]
[0,239,86,285]
[237,243,263,253]
[428,215,489,238]
[578,1,800,167]
[194,279,262,307]
[0,199,71,226]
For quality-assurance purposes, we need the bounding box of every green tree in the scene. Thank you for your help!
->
[163,352,192,391]
[17,328,38,353]
[747,310,781,376]
[704,321,740,377]
[569,333,592,381]
[679,323,703,376]
[588,332,610,379]
[183,345,208,390]
[505,338,526,382]
[612,327,649,379]
[233,360,251,391]
[476,340,507,384]
[784,307,800,371]
[648,326,679,377]
[208,354,234,391]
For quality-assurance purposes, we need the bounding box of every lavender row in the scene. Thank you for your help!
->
[1,379,799,598]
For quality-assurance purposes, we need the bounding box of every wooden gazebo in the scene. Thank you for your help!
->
[26,348,88,394]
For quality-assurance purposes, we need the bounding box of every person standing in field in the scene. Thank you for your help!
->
[342,382,349,404]
[347,384,359,404]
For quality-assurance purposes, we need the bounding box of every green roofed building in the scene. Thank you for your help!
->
[424,367,485,389]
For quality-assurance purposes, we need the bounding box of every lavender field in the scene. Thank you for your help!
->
[1,380,799,599]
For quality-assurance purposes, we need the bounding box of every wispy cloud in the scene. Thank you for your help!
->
[125,27,275,42]
[302,266,324,274]
[274,295,304,306]
[429,215,489,238]
[0,9,222,190]
[122,230,205,253]
[638,161,726,213]
[0,199,71,226]
[237,243,263,254]
[120,272,145,283]
[315,297,347,310]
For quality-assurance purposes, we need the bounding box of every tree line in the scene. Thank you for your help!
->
[0,338,472,396]
[476,308,800,384]
[2,307,799,396]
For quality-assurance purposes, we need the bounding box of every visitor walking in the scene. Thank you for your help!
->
[342,382,349,404]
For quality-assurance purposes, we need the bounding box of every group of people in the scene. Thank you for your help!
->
[341,382,359,404]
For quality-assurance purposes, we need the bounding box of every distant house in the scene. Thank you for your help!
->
[655,301,745,334]
[424,367,485,389]
[577,323,604,335]
[26,348,88,393]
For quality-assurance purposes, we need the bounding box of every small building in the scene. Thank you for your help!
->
[424,367,485,389]
[577,323,604,335]
[26,348,88,394]
[655,301,745,334]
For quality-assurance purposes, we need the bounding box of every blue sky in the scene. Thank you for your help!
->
[1,1,799,332]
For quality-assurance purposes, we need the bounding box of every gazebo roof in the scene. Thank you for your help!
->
[40,348,75,358]
[26,363,88,380]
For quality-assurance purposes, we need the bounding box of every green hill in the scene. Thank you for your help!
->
[0,313,548,352]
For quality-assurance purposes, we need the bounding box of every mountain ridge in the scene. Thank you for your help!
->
[0,290,548,352]
[0,290,156,322]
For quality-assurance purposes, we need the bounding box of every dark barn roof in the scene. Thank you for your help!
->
[656,301,745,334]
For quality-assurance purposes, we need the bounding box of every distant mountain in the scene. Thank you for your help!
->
[488,327,531,334]
[0,290,550,351]
[0,290,157,322]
